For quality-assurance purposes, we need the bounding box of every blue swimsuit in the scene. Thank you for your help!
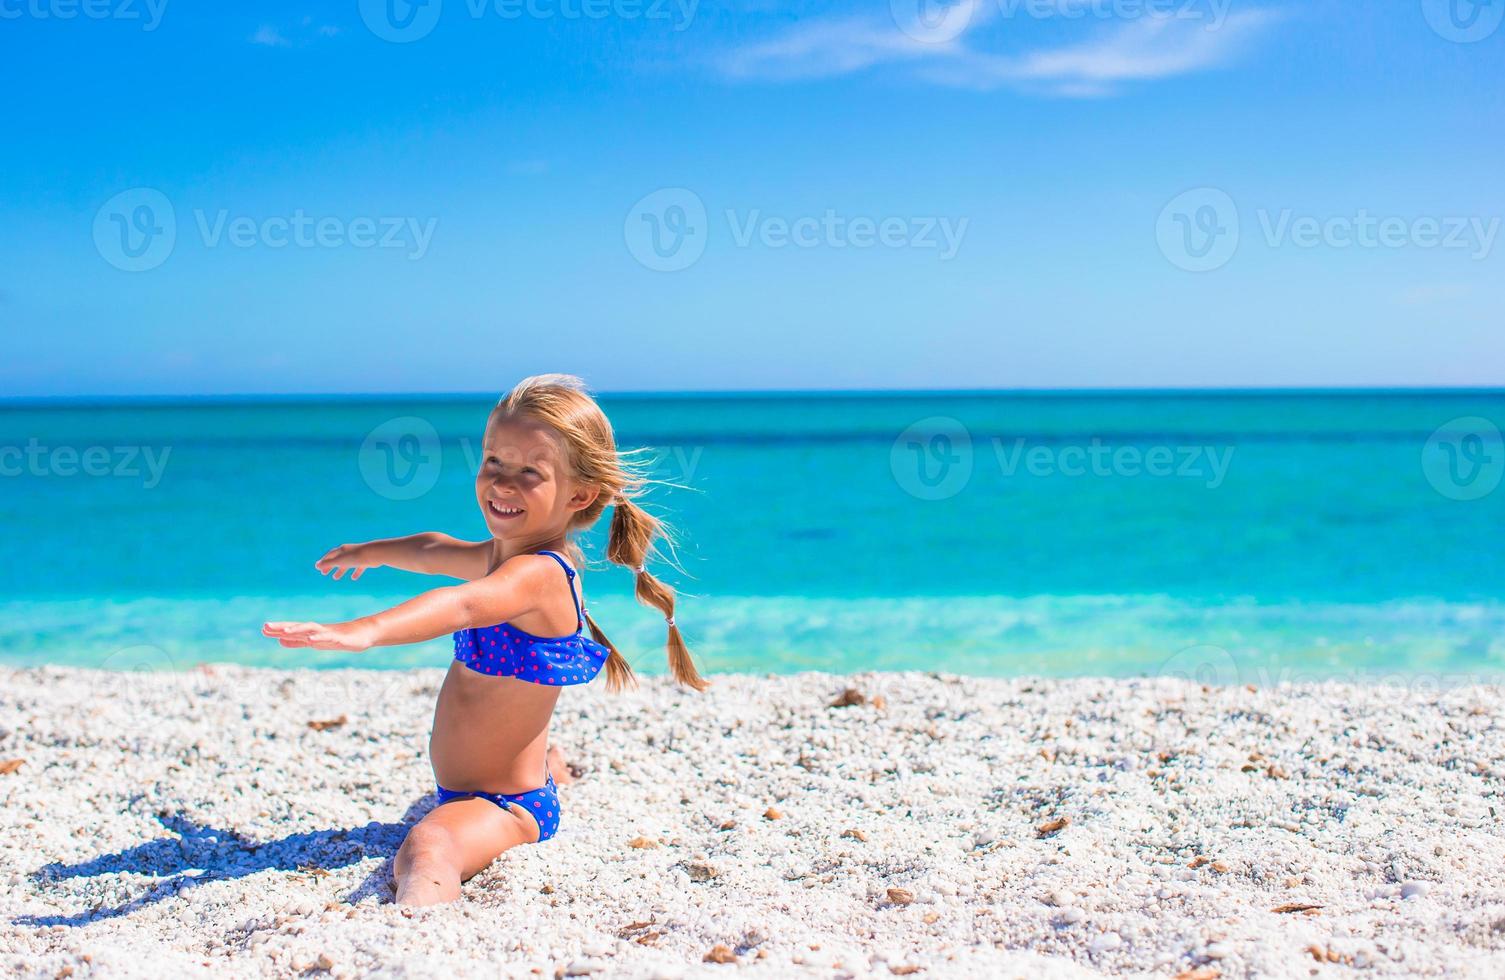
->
[435,550,609,842]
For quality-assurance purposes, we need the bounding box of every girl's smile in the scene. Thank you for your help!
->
[474,416,586,541]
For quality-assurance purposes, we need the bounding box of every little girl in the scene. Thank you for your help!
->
[262,375,707,905]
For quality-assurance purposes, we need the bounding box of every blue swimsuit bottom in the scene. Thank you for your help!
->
[435,550,608,842]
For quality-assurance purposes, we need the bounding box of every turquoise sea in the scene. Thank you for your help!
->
[2,391,1502,683]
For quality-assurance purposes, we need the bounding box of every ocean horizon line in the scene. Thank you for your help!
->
[4,384,1504,409]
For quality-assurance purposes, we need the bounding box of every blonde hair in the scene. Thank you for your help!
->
[493,374,708,692]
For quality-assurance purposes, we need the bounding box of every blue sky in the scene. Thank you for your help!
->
[1,0,1501,395]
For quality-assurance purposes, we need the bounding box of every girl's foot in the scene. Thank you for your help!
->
[547,744,576,786]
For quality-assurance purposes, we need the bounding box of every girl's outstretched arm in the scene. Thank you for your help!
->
[263,554,554,652]
[316,533,491,581]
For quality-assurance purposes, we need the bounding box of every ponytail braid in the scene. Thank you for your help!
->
[605,498,709,691]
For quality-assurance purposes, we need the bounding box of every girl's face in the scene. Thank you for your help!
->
[475,415,598,543]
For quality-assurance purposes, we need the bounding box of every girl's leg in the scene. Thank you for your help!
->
[393,796,539,906]
[547,743,574,786]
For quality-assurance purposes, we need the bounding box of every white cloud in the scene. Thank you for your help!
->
[718,3,1282,97]
[719,15,950,80]
[249,20,340,47]
[249,25,290,47]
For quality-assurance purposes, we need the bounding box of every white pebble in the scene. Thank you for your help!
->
[1089,932,1123,953]
[1400,881,1429,900]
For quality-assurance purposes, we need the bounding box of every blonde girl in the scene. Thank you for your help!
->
[263,374,706,905]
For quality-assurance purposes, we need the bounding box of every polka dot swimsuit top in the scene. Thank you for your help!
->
[452,550,609,686]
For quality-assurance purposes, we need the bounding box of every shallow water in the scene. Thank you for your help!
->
[2,390,1502,680]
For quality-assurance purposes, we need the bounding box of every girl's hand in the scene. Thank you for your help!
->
[316,543,382,581]
[262,620,377,652]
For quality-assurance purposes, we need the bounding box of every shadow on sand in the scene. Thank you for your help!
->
[15,796,435,927]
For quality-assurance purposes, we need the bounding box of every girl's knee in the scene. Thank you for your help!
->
[398,822,457,864]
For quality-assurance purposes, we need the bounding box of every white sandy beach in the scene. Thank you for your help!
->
[2,666,1503,979]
